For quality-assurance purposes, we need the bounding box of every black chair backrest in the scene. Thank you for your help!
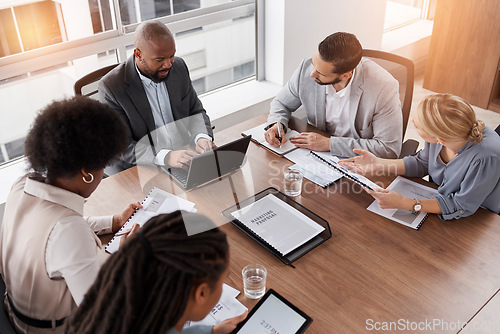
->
[362,49,415,138]
[74,64,119,98]
[495,124,500,136]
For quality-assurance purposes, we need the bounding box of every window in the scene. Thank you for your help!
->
[384,0,436,31]
[0,0,256,167]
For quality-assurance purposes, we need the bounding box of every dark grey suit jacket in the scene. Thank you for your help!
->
[99,55,213,173]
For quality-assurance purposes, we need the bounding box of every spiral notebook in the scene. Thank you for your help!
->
[367,176,439,230]
[105,187,196,253]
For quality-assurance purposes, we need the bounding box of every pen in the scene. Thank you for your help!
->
[277,121,282,148]
[115,228,132,237]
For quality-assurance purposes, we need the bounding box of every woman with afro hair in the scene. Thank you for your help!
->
[0,96,142,333]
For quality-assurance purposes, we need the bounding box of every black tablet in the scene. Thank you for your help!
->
[231,289,312,334]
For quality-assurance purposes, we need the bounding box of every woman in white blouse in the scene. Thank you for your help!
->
[0,96,141,333]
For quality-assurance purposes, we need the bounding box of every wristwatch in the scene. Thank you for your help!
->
[412,198,422,213]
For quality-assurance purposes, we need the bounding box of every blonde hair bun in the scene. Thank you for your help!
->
[469,120,485,143]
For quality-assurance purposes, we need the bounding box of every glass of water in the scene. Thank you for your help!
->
[242,264,267,299]
[284,169,303,197]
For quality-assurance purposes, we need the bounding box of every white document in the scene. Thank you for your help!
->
[285,149,382,190]
[230,194,325,255]
[184,284,248,328]
[285,149,342,187]
[242,122,300,155]
[105,187,196,253]
[367,176,439,229]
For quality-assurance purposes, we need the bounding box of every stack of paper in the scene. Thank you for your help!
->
[184,284,248,328]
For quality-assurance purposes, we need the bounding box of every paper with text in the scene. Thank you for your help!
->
[105,187,196,253]
[367,176,439,229]
[230,194,324,255]
[184,284,247,328]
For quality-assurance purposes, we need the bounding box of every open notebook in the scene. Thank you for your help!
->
[105,187,196,253]
[242,122,300,156]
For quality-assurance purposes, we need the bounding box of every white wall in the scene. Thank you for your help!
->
[265,0,387,85]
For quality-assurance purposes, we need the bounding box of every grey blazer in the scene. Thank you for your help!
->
[267,58,402,158]
[99,55,213,172]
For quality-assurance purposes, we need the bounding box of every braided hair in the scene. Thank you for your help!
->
[64,211,229,334]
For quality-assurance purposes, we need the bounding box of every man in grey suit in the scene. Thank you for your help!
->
[99,20,214,174]
[265,32,402,158]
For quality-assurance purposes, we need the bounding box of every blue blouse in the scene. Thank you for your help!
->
[403,126,500,220]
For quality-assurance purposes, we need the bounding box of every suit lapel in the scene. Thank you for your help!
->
[124,56,156,133]
[348,61,364,136]
[165,58,182,121]
[314,85,326,131]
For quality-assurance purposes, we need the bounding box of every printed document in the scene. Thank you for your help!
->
[367,176,439,229]
[184,284,247,328]
[106,187,196,253]
[230,194,325,255]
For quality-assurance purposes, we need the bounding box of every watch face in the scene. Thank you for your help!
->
[415,204,422,211]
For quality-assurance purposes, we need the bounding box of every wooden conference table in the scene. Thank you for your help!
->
[85,114,500,334]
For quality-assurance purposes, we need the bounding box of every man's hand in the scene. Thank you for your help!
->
[289,132,330,151]
[264,123,287,147]
[112,202,143,232]
[196,138,216,153]
[165,149,197,170]
[212,311,248,334]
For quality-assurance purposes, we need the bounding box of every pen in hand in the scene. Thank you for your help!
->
[115,228,132,237]
[277,122,283,148]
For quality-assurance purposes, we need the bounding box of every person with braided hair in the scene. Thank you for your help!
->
[64,211,247,334]
[0,96,142,333]
[339,93,500,219]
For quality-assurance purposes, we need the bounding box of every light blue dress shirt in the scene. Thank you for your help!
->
[403,126,500,220]
[135,64,211,165]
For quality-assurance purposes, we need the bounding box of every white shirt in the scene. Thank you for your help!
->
[135,64,211,165]
[22,178,114,306]
[325,69,355,137]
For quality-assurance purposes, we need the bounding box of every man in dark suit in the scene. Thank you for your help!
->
[99,20,214,174]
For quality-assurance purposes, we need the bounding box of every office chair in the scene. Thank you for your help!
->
[362,49,419,158]
[74,64,118,98]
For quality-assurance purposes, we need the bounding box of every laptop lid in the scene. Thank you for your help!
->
[182,135,251,189]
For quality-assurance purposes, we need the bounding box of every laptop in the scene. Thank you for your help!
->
[164,135,251,189]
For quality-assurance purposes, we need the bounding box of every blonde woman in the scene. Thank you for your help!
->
[340,93,500,219]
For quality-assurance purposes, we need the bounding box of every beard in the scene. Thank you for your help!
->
[314,76,341,86]
[140,61,171,83]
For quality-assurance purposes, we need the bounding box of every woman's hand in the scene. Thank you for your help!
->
[112,202,142,232]
[212,310,248,334]
[366,188,413,210]
[339,149,382,174]
[118,224,140,249]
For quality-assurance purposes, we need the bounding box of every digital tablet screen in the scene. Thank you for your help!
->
[232,289,312,334]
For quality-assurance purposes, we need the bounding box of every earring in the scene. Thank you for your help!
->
[82,173,94,184]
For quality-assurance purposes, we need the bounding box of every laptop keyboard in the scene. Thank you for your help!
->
[169,168,188,186]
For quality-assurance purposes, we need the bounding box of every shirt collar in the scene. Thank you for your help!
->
[135,61,157,87]
[326,68,355,97]
[24,177,85,216]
